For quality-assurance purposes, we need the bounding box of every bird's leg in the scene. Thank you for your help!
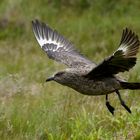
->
[115,90,131,113]
[106,94,115,115]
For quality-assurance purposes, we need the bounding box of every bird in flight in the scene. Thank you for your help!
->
[32,19,140,115]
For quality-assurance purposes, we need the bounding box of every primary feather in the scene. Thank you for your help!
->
[85,28,140,78]
[32,20,95,69]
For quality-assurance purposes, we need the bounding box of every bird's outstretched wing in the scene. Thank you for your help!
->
[32,20,95,68]
[85,28,140,78]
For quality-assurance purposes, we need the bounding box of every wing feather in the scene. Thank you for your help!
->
[32,20,95,68]
[85,28,140,78]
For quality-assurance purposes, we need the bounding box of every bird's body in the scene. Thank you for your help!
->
[55,70,120,96]
[63,76,120,96]
[32,20,140,114]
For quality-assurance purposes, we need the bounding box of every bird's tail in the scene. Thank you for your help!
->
[120,81,140,90]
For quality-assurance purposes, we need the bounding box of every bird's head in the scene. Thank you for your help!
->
[46,71,68,84]
[46,70,78,86]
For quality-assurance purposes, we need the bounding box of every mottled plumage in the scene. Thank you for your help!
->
[32,19,140,115]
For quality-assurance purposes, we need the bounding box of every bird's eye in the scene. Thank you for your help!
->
[55,72,64,77]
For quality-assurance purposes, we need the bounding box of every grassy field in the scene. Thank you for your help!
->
[1,0,140,139]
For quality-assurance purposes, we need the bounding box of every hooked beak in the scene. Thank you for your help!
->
[46,76,54,82]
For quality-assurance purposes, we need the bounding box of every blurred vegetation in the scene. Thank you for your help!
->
[0,0,140,139]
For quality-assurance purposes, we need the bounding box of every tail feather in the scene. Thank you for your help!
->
[120,81,140,90]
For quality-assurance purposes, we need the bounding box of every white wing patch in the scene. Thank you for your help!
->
[32,20,74,53]
[117,44,128,53]
[33,28,63,50]
[33,32,46,47]
[114,28,139,57]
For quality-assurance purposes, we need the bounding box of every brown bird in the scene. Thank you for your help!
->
[32,19,140,115]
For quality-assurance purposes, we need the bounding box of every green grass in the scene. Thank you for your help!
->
[1,0,140,139]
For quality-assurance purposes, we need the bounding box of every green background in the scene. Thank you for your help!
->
[0,0,140,139]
